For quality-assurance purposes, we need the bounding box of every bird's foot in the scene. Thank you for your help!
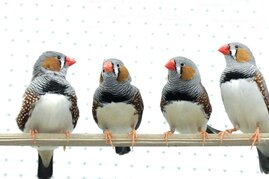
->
[164,131,174,145]
[218,128,237,143]
[250,126,260,149]
[65,131,71,138]
[30,129,38,139]
[199,130,209,144]
[128,129,138,148]
[104,130,114,148]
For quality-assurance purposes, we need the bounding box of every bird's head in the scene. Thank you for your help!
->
[100,58,131,84]
[32,51,76,79]
[218,42,255,65]
[165,56,200,82]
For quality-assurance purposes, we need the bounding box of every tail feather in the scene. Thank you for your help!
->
[257,148,269,174]
[206,125,221,134]
[115,147,131,155]
[38,152,53,179]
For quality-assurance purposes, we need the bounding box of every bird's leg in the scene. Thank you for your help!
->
[164,130,174,145]
[250,124,260,149]
[104,130,114,148]
[218,127,238,143]
[30,129,38,139]
[29,129,38,144]
[63,130,71,151]
[198,127,209,144]
[128,129,138,148]
[65,130,71,138]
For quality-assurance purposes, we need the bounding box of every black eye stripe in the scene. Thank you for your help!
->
[56,55,65,68]
[180,64,184,75]
[229,48,238,58]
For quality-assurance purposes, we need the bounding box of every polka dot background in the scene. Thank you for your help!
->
[1,0,269,178]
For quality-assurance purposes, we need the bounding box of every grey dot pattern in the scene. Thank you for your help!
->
[0,0,268,178]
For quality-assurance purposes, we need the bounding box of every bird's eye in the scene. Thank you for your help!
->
[117,64,120,67]
[235,45,239,49]
[57,55,61,59]
[180,63,185,67]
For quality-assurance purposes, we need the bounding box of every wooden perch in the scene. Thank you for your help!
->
[0,133,269,147]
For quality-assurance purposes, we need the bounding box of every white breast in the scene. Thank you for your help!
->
[24,94,74,133]
[163,101,208,133]
[96,102,138,134]
[221,79,269,132]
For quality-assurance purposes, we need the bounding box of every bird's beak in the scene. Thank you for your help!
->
[218,44,230,55]
[103,61,113,73]
[165,59,175,70]
[65,56,76,66]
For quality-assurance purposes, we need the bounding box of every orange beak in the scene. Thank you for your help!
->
[218,44,230,55]
[103,61,113,72]
[165,59,176,70]
[65,56,76,66]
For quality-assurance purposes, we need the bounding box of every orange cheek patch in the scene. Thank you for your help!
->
[42,58,61,71]
[117,66,129,82]
[181,66,195,80]
[236,48,251,62]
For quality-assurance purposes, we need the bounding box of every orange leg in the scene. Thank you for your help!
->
[199,129,209,144]
[128,129,138,148]
[164,130,174,145]
[63,131,71,151]
[250,125,260,149]
[104,130,114,147]
[30,129,38,144]
[30,129,38,139]
[65,131,71,138]
[218,128,238,143]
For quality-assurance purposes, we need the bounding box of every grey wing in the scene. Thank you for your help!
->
[160,95,168,113]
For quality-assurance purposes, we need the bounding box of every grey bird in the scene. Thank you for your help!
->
[16,51,79,178]
[160,56,218,144]
[92,58,144,155]
[218,42,269,174]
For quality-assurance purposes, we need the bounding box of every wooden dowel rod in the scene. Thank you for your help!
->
[0,133,267,147]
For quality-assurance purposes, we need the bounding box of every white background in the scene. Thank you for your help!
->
[1,0,269,178]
